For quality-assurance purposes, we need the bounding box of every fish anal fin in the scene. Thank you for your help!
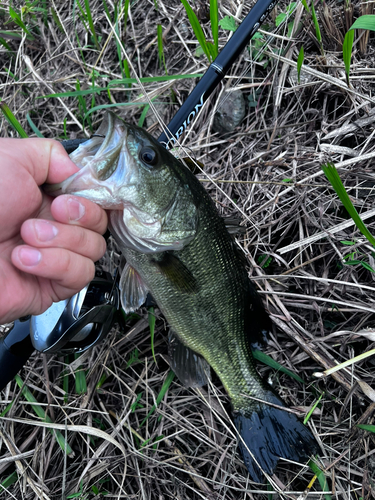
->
[168,330,211,388]
[151,252,199,294]
[120,262,149,313]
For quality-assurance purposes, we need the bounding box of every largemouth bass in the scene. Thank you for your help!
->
[47,112,317,481]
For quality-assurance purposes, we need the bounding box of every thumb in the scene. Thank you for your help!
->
[1,138,79,185]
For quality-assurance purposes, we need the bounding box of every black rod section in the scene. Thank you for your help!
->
[157,0,278,148]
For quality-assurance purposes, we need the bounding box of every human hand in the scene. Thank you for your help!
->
[0,138,108,324]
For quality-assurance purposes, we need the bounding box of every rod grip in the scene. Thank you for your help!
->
[0,318,35,391]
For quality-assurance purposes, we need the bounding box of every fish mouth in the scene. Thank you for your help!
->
[44,112,129,203]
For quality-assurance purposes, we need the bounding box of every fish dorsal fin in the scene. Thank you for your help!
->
[222,214,246,235]
[119,263,149,313]
[151,252,199,294]
[168,330,211,388]
[181,157,205,175]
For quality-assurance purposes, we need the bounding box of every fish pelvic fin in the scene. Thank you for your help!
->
[233,390,318,483]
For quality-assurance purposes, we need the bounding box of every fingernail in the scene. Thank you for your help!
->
[34,220,58,242]
[68,197,85,221]
[19,247,41,266]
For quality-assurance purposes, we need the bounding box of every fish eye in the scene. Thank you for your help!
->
[139,147,158,167]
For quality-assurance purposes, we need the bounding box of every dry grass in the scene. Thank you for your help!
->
[1,0,375,498]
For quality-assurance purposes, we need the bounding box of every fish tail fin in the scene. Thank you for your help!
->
[233,390,318,482]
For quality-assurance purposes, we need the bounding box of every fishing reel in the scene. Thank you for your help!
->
[0,270,120,391]
[31,270,120,355]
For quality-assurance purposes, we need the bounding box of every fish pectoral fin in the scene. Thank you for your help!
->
[168,330,211,388]
[119,262,149,313]
[151,252,199,294]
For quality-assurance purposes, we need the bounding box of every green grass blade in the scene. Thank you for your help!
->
[210,0,218,57]
[114,3,126,84]
[0,30,23,40]
[125,348,140,369]
[343,29,354,86]
[51,7,64,33]
[139,370,175,427]
[15,375,73,455]
[123,59,131,81]
[303,391,324,424]
[322,162,375,247]
[83,102,148,118]
[308,461,332,500]
[180,0,211,62]
[40,87,104,98]
[206,41,217,60]
[63,117,68,140]
[310,2,322,43]
[8,6,34,39]
[350,14,375,30]
[157,24,167,73]
[252,349,305,384]
[343,15,375,86]
[148,307,157,364]
[361,261,375,272]
[26,113,44,137]
[357,424,375,432]
[138,104,150,127]
[63,355,70,403]
[108,73,202,85]
[39,73,203,99]
[74,354,87,394]
[90,72,97,112]
[101,0,111,20]
[297,46,304,83]
[0,37,12,50]
[0,102,28,138]
[0,472,18,492]
[0,401,14,417]
[76,79,89,129]
[123,0,130,27]
[84,0,100,49]
[275,2,297,28]
[121,0,131,86]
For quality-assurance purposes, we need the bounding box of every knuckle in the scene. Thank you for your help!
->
[91,205,108,234]
[76,226,90,250]
[97,235,107,259]
[59,249,73,274]
[60,253,95,289]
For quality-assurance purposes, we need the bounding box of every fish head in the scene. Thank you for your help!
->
[46,112,198,253]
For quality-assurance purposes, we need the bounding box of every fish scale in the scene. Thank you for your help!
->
[46,111,318,482]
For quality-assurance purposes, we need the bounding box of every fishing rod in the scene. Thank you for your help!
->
[157,0,278,148]
[0,0,280,391]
